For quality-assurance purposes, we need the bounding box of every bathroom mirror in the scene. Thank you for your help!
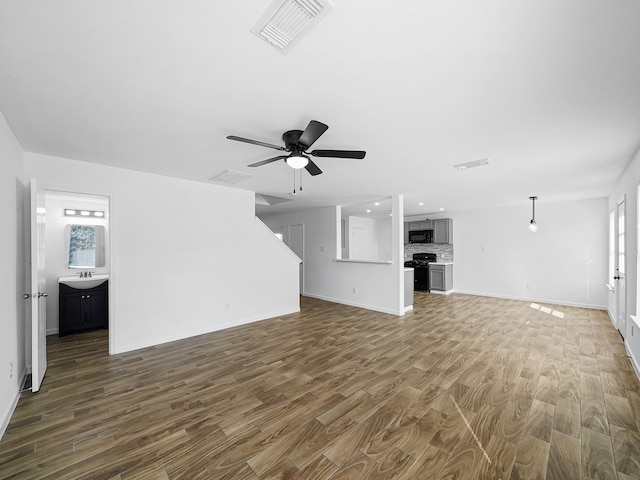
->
[65,224,106,268]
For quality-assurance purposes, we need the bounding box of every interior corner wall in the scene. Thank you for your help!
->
[24,153,300,354]
[261,207,402,315]
[0,109,25,438]
[449,197,608,309]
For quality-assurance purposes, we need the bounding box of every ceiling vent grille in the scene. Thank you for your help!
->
[454,158,491,170]
[251,0,334,53]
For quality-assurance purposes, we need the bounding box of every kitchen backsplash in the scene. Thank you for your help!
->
[404,243,454,262]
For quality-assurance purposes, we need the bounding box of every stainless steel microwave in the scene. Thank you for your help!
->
[409,229,433,243]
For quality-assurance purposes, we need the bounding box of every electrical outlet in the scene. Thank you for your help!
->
[352,287,357,294]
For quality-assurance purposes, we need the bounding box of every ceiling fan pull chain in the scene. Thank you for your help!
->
[292,169,296,195]
[300,170,303,192]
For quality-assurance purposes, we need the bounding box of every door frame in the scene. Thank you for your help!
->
[608,208,617,328]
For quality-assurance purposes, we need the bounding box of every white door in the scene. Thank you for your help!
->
[616,197,626,338]
[27,179,47,392]
[288,224,304,294]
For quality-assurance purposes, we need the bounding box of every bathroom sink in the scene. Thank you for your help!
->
[59,274,109,289]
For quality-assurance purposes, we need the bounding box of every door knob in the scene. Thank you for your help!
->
[613,276,620,280]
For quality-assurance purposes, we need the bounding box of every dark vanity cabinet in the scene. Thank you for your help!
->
[59,281,108,336]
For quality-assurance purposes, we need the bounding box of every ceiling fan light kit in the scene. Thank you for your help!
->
[285,155,309,169]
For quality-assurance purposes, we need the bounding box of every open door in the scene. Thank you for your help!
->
[616,196,626,338]
[26,179,47,392]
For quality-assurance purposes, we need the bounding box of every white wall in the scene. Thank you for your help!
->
[44,192,109,334]
[608,147,640,373]
[450,198,608,309]
[262,202,405,316]
[25,153,300,354]
[0,110,25,438]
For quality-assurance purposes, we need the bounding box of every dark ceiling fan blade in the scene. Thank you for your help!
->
[309,149,366,159]
[227,135,287,151]
[297,120,328,149]
[305,159,323,176]
[247,155,288,167]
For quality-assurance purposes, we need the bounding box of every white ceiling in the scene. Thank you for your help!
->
[1,0,639,216]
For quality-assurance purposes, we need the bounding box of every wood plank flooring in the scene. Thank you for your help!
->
[1,293,639,479]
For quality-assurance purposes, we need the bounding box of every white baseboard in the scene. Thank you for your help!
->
[0,369,26,441]
[625,342,640,384]
[453,289,607,310]
[303,292,404,316]
[112,307,301,354]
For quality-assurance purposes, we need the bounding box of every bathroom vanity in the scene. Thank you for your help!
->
[58,275,108,336]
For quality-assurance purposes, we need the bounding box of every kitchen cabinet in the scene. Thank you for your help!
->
[429,263,453,293]
[408,220,434,231]
[59,280,108,336]
[433,218,453,244]
[404,269,414,307]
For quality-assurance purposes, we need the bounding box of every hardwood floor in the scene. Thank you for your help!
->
[1,293,639,479]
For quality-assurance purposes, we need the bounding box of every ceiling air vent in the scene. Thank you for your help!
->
[454,158,491,170]
[251,0,334,53]
[209,170,252,185]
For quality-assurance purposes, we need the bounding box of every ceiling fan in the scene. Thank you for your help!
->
[227,120,366,176]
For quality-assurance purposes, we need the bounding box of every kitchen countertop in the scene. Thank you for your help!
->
[431,262,454,265]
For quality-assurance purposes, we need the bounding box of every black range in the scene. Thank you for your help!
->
[404,252,438,292]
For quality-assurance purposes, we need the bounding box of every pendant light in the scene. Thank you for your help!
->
[528,196,538,232]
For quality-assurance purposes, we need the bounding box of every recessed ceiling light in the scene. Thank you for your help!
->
[366,209,371,213]
[439,208,445,211]
[374,202,380,206]
[454,158,491,170]
[419,202,424,206]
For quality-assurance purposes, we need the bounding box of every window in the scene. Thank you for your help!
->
[66,224,106,268]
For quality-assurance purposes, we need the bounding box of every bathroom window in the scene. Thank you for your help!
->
[66,224,106,268]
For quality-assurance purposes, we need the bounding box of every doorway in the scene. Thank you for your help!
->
[27,186,111,392]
